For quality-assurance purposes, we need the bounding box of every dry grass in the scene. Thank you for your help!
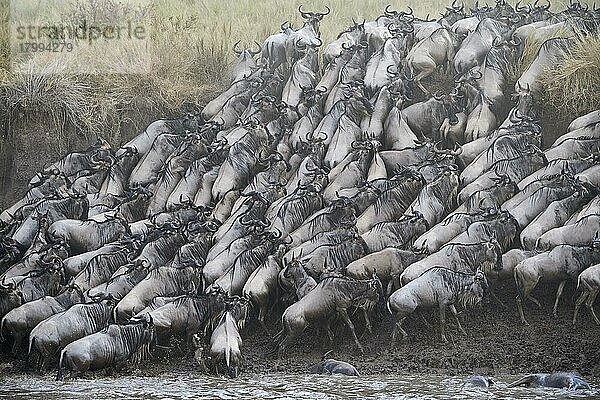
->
[0,0,598,149]
[541,36,600,120]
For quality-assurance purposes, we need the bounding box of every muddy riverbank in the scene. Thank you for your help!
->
[1,280,598,381]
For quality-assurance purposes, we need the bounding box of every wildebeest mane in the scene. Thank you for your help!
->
[486,135,532,163]
[277,193,321,228]
[78,250,131,289]
[373,181,421,215]
[224,133,262,177]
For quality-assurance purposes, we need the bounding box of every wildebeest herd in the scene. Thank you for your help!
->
[0,0,599,383]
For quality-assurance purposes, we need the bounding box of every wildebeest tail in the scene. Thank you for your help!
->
[0,317,6,342]
[56,350,65,381]
[27,336,34,356]
[513,267,525,300]
[572,273,584,302]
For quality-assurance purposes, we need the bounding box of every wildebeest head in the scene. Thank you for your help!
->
[388,66,416,108]
[350,274,384,311]
[513,82,534,116]
[471,268,490,303]
[0,277,23,315]
[298,5,330,36]
[442,0,466,24]
[342,86,374,119]
[492,0,517,18]
[433,90,466,127]
[224,295,251,330]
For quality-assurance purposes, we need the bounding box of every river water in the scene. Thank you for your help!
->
[0,372,597,399]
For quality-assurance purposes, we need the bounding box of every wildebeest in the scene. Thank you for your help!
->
[131,292,227,344]
[57,315,155,379]
[345,247,425,295]
[113,265,198,323]
[508,372,590,390]
[28,296,114,370]
[464,375,495,388]
[404,28,460,94]
[275,275,381,356]
[242,253,282,331]
[208,310,242,378]
[514,235,600,324]
[400,238,503,284]
[572,263,600,325]
[1,285,84,354]
[0,266,63,318]
[309,350,359,376]
[388,268,488,342]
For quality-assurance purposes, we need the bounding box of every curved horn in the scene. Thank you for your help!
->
[451,143,463,156]
[509,34,522,46]
[387,64,399,76]
[233,40,242,55]
[432,91,445,101]
[298,4,312,18]
[385,4,398,16]
[250,41,262,56]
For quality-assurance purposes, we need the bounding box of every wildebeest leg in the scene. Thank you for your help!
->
[326,324,335,344]
[414,69,432,95]
[361,308,373,335]
[338,308,363,353]
[439,304,448,343]
[553,280,566,318]
[11,334,21,355]
[449,305,466,335]
[490,289,508,309]
[572,289,588,325]
[587,289,600,325]
[516,297,528,325]
[277,333,297,359]
[258,305,269,334]
[390,316,409,346]
[418,310,432,328]
[527,295,542,308]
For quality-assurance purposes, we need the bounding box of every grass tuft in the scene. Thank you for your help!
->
[541,36,600,120]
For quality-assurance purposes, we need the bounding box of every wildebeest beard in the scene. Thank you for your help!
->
[117,322,156,365]
[457,288,483,309]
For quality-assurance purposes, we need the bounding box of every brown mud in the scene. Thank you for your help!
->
[1,280,598,379]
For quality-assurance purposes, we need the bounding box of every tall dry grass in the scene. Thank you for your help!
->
[0,0,598,148]
[541,36,600,120]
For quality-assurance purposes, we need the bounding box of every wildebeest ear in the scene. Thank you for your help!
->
[144,313,154,327]
[474,268,485,280]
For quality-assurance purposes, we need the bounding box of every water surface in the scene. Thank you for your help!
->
[1,372,597,399]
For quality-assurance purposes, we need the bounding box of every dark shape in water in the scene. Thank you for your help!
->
[464,375,495,388]
[508,372,590,390]
[309,350,359,376]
